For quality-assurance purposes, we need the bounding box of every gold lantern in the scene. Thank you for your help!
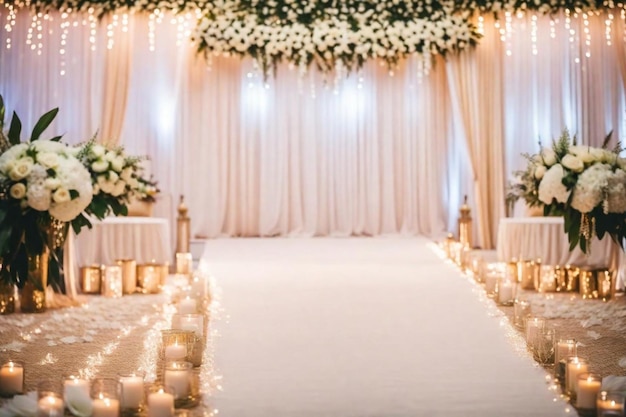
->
[176,195,191,254]
[458,195,472,249]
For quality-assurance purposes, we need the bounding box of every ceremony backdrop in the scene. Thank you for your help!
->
[0,5,624,248]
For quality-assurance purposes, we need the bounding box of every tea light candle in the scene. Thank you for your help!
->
[64,377,90,398]
[525,317,545,344]
[147,388,174,417]
[176,314,203,337]
[566,357,588,396]
[164,362,191,399]
[164,342,187,360]
[92,396,120,417]
[37,394,64,416]
[177,297,197,314]
[0,361,23,396]
[576,373,602,409]
[119,375,144,409]
[597,391,625,416]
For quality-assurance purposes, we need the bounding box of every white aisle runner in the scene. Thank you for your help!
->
[201,237,570,417]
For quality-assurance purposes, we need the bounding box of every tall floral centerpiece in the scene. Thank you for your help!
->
[0,97,93,313]
[512,130,626,253]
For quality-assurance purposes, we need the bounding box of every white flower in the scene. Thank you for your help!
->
[111,156,124,172]
[538,164,571,204]
[9,158,34,180]
[26,184,51,211]
[569,145,595,164]
[570,163,611,213]
[9,182,26,200]
[534,165,547,180]
[91,160,109,173]
[37,152,59,169]
[43,178,61,190]
[111,181,126,197]
[91,144,106,157]
[606,168,626,213]
[561,154,584,173]
[541,147,557,166]
[52,187,71,203]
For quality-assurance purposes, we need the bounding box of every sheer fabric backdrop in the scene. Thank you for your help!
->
[0,9,624,248]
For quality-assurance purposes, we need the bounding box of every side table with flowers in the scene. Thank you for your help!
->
[510,129,626,254]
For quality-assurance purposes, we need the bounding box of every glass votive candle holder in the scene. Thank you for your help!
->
[171,314,204,338]
[176,296,198,315]
[484,271,499,298]
[91,378,121,417]
[163,361,196,408]
[147,385,175,417]
[565,356,589,398]
[0,360,24,397]
[37,380,64,417]
[530,326,555,365]
[513,298,531,329]
[597,391,625,417]
[524,317,545,345]
[118,371,145,413]
[63,375,91,416]
[159,330,199,369]
[554,338,577,383]
[576,372,602,410]
[496,278,517,306]
[102,265,123,298]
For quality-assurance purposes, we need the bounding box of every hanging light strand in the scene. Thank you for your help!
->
[582,12,591,58]
[530,13,538,56]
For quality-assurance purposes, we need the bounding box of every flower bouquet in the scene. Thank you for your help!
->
[0,96,93,310]
[513,129,626,254]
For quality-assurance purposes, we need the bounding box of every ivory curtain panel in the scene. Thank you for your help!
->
[0,9,624,247]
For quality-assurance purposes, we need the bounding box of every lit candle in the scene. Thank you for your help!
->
[484,272,499,296]
[147,389,174,417]
[497,280,515,305]
[178,315,203,337]
[164,362,191,399]
[37,394,64,416]
[554,339,576,381]
[576,373,601,409]
[0,361,23,396]
[119,375,144,410]
[92,396,120,417]
[597,391,625,416]
[164,342,187,360]
[177,297,197,314]
[566,357,588,396]
[64,377,90,398]
[525,317,544,345]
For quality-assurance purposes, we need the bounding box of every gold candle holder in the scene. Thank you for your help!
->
[506,259,519,283]
[517,259,540,290]
[578,268,598,299]
[115,259,137,295]
[597,270,615,301]
[101,266,123,297]
[136,264,161,294]
[565,265,580,292]
[536,265,557,292]
[80,265,103,294]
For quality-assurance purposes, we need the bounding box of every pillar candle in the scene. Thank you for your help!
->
[37,394,64,417]
[566,357,588,395]
[164,363,191,399]
[177,297,197,314]
[92,397,120,417]
[119,376,144,409]
[576,374,602,409]
[164,343,187,360]
[0,361,23,396]
[147,389,174,417]
[497,280,515,305]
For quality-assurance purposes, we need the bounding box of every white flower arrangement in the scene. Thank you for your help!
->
[0,140,92,222]
[74,139,148,220]
[512,129,626,253]
[8,1,619,77]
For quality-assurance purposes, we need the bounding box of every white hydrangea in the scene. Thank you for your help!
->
[538,163,571,205]
[0,140,93,222]
[606,168,626,214]
[570,163,611,213]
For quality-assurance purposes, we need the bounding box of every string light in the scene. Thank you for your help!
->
[530,14,538,56]
[477,15,484,36]
[88,7,97,52]
[605,13,613,46]
[582,12,591,58]
[505,11,513,56]
[550,19,556,39]
[148,11,156,52]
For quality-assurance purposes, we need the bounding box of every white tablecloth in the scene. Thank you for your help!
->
[74,217,172,266]
[496,217,619,269]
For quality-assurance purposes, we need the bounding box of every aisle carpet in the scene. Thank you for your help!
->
[201,237,570,417]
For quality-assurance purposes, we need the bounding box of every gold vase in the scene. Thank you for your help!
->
[0,281,15,315]
[19,247,49,313]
